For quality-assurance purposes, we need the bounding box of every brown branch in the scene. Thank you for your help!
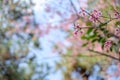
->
[119,52,120,62]
[88,49,119,61]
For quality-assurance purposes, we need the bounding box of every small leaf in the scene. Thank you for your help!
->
[115,21,120,26]
[92,38,98,43]
[99,22,107,27]
[110,47,112,52]
[86,22,92,26]
[101,43,104,50]
[87,28,93,34]
[82,42,88,47]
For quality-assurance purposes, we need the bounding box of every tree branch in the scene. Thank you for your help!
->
[88,49,120,61]
[69,0,79,18]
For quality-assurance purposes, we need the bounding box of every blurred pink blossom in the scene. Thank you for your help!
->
[114,12,120,19]
[89,9,102,23]
[114,27,120,37]
[104,40,112,50]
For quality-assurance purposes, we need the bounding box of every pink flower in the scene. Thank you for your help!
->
[114,12,120,20]
[114,27,120,37]
[89,9,102,23]
[74,24,84,35]
[74,30,78,35]
[79,8,86,17]
[104,40,112,50]
[74,24,81,29]
[74,30,84,36]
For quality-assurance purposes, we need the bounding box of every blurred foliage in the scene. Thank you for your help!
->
[56,48,109,80]
[0,0,50,80]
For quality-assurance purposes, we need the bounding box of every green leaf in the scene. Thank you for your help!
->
[99,22,107,27]
[82,42,88,47]
[101,43,104,50]
[92,38,98,43]
[115,21,120,26]
[87,28,93,34]
[110,47,113,52]
[86,22,92,26]
[113,45,119,53]
[81,30,97,40]
[98,37,105,43]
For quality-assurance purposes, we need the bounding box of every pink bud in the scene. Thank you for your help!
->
[79,8,86,17]
[114,12,120,20]
[115,27,120,37]
[104,40,112,50]
[74,30,78,35]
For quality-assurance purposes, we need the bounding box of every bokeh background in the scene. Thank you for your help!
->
[0,0,120,80]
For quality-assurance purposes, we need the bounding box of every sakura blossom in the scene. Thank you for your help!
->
[114,27,120,37]
[89,9,102,23]
[114,12,120,20]
[104,40,112,50]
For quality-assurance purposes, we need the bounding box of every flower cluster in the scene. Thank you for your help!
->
[74,24,84,35]
[89,9,102,23]
[114,12,120,20]
[79,8,102,23]
[104,40,112,50]
[114,27,120,37]
[77,8,120,52]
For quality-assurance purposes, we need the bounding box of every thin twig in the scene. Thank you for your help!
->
[100,16,116,20]
[88,49,119,61]
[69,0,79,18]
